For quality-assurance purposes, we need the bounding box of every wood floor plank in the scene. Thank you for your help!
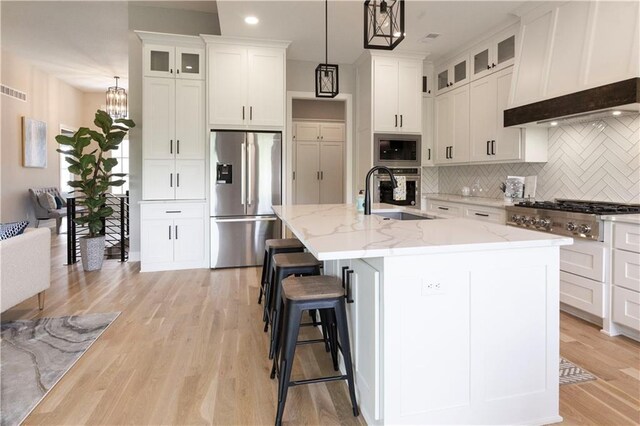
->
[1,234,637,425]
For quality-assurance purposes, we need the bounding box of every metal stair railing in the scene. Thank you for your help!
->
[66,191,129,265]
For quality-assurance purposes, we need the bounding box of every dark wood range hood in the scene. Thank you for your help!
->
[504,78,640,127]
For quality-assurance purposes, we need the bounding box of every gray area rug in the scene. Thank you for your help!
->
[1,312,120,426]
[560,357,597,385]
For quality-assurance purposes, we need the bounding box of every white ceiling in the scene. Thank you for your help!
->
[1,0,538,93]
[1,1,130,92]
[216,0,534,64]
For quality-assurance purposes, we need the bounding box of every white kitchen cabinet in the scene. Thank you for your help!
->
[426,199,463,218]
[435,84,469,164]
[613,286,640,332]
[611,222,640,332]
[293,121,345,205]
[373,56,422,134]
[293,140,344,205]
[140,202,207,272]
[511,1,640,106]
[470,25,517,81]
[560,271,605,318]
[423,62,435,96]
[421,96,435,166]
[614,223,640,253]
[424,197,506,224]
[142,77,205,200]
[206,38,288,129]
[435,53,469,95]
[470,68,522,162]
[560,240,606,283]
[143,43,204,80]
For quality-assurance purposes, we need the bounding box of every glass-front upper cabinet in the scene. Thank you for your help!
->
[435,54,469,95]
[470,25,517,81]
[144,45,204,80]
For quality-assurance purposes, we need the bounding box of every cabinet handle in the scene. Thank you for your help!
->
[242,106,245,120]
[345,270,354,303]
[492,63,496,68]
[475,212,490,217]
[293,171,296,180]
[317,171,320,180]
[165,210,182,213]
[170,140,173,154]
[320,171,323,180]
[175,225,178,239]
[170,69,173,74]
[428,89,431,94]
[395,114,398,127]
[438,206,449,211]
[486,140,491,156]
[169,225,172,239]
[491,140,495,155]
[428,148,431,161]
[400,115,403,127]
[170,173,173,187]
[177,140,180,154]
[487,64,491,70]
[177,173,180,187]
[450,146,453,159]
[177,69,180,74]
[250,106,253,120]
[341,266,349,288]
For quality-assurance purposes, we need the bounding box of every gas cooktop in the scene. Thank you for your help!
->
[506,199,640,241]
[514,199,640,215]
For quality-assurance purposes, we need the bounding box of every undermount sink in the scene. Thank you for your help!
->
[373,212,434,221]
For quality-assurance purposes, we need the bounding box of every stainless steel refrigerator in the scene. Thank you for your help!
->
[210,131,282,268]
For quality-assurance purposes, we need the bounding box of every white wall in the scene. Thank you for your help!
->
[127,4,220,260]
[292,99,345,121]
[1,50,85,223]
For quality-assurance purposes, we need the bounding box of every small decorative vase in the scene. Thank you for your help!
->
[79,236,106,271]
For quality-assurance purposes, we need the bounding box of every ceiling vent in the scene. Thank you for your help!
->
[419,33,440,43]
[1,84,27,102]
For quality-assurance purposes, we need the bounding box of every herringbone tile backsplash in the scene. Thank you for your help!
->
[429,115,640,203]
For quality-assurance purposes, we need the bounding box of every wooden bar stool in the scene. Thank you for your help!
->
[267,252,322,359]
[259,239,305,325]
[272,275,359,425]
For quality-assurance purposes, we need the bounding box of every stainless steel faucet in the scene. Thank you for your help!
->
[364,166,398,215]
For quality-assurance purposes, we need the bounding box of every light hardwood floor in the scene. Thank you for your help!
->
[2,232,639,425]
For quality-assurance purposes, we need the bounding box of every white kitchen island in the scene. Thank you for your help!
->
[272,203,573,425]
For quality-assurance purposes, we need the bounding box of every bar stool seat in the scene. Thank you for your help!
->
[266,238,305,249]
[272,252,319,268]
[272,275,359,425]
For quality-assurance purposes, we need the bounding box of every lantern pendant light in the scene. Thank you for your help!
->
[315,0,339,98]
[106,76,128,119]
[364,0,405,50]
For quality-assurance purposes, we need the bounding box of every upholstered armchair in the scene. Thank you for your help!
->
[28,188,67,234]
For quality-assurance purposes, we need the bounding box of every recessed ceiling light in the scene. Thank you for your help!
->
[612,110,622,116]
[550,121,558,126]
[244,16,259,25]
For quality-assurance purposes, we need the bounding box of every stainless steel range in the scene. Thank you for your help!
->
[506,199,640,241]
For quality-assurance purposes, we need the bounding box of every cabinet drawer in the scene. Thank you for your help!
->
[613,223,640,252]
[464,206,506,224]
[560,240,606,282]
[427,200,463,217]
[560,271,605,318]
[613,249,640,292]
[613,285,640,331]
[141,203,205,220]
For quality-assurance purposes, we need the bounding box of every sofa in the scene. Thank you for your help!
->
[1,227,51,313]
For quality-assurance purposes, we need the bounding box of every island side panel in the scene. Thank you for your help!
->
[381,246,561,425]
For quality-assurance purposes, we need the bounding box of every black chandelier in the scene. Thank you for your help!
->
[315,0,339,98]
[364,0,405,50]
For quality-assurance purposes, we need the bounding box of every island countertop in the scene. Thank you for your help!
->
[272,203,573,260]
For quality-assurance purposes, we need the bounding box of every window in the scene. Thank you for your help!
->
[110,138,129,195]
[59,127,75,196]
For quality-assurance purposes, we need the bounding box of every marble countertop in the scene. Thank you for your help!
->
[422,193,514,208]
[272,203,573,260]
[601,214,640,225]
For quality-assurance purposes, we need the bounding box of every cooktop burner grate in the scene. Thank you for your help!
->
[515,199,640,215]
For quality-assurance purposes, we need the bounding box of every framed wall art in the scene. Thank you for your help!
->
[22,117,47,168]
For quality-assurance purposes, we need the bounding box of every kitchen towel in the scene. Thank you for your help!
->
[393,176,406,201]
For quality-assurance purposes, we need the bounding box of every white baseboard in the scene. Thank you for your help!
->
[128,251,140,262]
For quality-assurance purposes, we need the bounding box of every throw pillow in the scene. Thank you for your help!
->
[54,195,63,209]
[0,221,29,241]
[38,192,57,211]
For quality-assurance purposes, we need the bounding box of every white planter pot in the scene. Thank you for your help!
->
[79,236,106,271]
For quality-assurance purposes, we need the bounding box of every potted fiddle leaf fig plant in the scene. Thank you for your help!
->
[56,110,135,271]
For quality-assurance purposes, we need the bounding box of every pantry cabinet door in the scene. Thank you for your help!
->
[175,80,205,160]
[173,217,206,264]
[143,77,175,160]
[294,141,320,204]
[319,142,344,204]
[175,160,206,200]
[143,160,175,200]
[141,218,175,264]
[397,59,422,133]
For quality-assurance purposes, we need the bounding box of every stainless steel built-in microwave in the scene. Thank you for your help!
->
[374,134,422,168]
